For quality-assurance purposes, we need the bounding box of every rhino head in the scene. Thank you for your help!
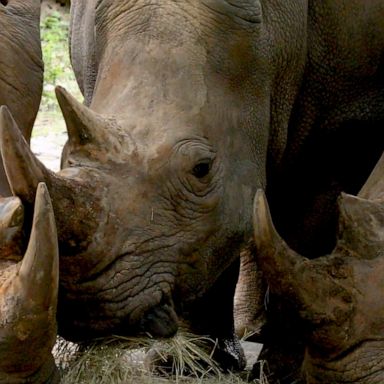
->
[253,153,384,383]
[0,183,59,383]
[0,0,300,369]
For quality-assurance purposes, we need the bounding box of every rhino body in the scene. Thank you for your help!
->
[0,0,383,379]
[253,153,384,383]
[0,0,43,196]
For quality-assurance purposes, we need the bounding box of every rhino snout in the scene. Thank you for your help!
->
[140,299,179,338]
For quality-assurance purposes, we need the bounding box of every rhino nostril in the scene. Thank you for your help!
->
[141,301,179,338]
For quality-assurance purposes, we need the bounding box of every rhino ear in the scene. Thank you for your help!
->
[55,86,106,147]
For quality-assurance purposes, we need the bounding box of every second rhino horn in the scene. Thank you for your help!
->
[55,86,107,147]
[0,105,81,208]
[253,189,308,301]
[0,106,52,203]
[335,152,384,260]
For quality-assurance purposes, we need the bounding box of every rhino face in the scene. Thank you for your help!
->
[0,0,43,195]
[1,3,305,364]
[56,84,260,340]
[253,153,384,383]
[1,0,275,342]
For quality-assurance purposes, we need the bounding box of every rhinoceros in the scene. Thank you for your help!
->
[0,0,383,377]
[0,2,59,381]
[0,182,59,384]
[253,152,384,383]
[0,0,43,196]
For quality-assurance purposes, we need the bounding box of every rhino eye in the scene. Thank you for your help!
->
[0,0,8,5]
[192,161,211,179]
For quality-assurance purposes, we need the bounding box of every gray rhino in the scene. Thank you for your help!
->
[253,153,384,383]
[1,0,383,378]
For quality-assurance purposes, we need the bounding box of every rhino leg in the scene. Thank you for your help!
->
[0,0,43,196]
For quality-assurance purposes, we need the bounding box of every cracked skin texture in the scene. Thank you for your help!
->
[2,0,379,380]
[0,0,43,196]
[252,155,384,383]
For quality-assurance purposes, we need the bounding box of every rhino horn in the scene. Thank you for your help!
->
[0,106,55,204]
[253,190,356,323]
[0,183,58,380]
[55,85,106,146]
[336,152,384,259]
[18,182,58,309]
[358,152,384,201]
[253,189,308,300]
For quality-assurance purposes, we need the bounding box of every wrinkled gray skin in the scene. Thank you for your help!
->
[66,0,382,376]
[5,0,380,380]
[0,2,58,382]
[252,153,384,383]
[0,0,43,196]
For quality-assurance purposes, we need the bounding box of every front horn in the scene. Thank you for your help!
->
[253,190,349,321]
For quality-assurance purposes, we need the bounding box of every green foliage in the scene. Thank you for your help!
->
[40,11,80,112]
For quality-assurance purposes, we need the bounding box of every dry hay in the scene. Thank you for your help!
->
[54,331,269,384]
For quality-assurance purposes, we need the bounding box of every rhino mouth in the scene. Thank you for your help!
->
[57,258,179,342]
[57,294,179,342]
